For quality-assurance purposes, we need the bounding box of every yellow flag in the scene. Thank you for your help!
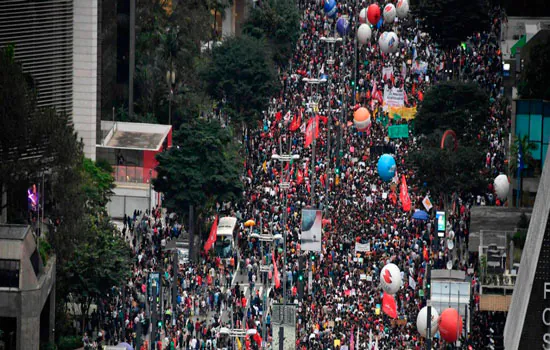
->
[262,160,267,174]
[236,337,243,350]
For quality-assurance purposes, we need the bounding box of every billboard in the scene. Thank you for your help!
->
[301,209,322,252]
[436,211,446,237]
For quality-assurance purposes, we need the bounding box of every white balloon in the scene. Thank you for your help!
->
[417,306,440,338]
[383,3,396,24]
[378,32,389,53]
[396,0,409,18]
[494,174,510,200]
[387,31,399,53]
[379,31,399,53]
[357,23,372,45]
[379,263,401,295]
[359,8,368,24]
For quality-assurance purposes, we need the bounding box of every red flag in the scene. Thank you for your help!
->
[272,253,281,289]
[423,246,429,262]
[305,116,319,148]
[319,115,328,124]
[418,91,424,101]
[289,111,301,131]
[399,175,412,212]
[297,169,304,185]
[204,215,218,252]
[382,293,397,319]
[275,111,282,122]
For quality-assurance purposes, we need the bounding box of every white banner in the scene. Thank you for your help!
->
[355,242,371,252]
[409,275,417,290]
[383,87,404,108]
[382,66,394,80]
[422,196,433,211]
[412,61,428,75]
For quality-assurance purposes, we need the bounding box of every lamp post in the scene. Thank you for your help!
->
[166,69,176,125]
[320,36,342,213]
[302,78,327,207]
[271,152,300,350]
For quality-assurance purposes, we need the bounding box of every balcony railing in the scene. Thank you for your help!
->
[112,165,155,184]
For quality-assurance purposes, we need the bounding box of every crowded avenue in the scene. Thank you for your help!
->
[83,0,509,349]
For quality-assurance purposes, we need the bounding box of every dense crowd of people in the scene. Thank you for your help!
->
[81,0,512,349]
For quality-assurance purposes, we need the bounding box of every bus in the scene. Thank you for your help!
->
[215,216,238,260]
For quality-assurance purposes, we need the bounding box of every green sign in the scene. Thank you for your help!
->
[388,124,409,139]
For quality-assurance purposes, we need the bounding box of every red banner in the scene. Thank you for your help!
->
[382,292,397,319]
[399,175,412,212]
[305,116,319,148]
[289,109,302,131]
[203,215,218,252]
[272,253,281,289]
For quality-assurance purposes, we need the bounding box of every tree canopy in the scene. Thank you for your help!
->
[153,119,243,214]
[413,81,489,144]
[415,0,490,48]
[243,0,300,68]
[201,35,278,126]
[518,36,550,100]
[409,81,490,197]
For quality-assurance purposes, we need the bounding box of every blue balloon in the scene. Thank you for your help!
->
[324,0,337,18]
[377,154,396,181]
[376,17,384,29]
[336,17,350,36]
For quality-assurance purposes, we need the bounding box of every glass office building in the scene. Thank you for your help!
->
[515,100,550,169]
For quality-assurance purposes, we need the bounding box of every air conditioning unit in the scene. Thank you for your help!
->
[503,274,516,286]
[484,275,493,285]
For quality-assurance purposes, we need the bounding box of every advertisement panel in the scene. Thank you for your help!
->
[301,209,322,252]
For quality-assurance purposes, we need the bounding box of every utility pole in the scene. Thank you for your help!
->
[151,279,158,350]
[129,0,135,118]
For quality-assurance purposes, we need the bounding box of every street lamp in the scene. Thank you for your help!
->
[271,151,299,350]
[166,69,176,125]
[303,78,327,207]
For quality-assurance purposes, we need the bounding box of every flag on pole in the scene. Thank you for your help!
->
[399,175,412,212]
[272,253,281,289]
[204,215,218,252]
[382,292,397,318]
[305,116,319,148]
[422,195,433,211]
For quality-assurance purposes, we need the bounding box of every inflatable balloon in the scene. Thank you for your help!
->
[417,306,439,338]
[367,4,381,25]
[387,31,399,53]
[378,31,388,52]
[357,24,372,44]
[324,0,337,18]
[359,8,368,24]
[494,174,510,200]
[438,308,463,343]
[377,154,396,182]
[379,263,401,295]
[353,107,371,131]
[336,17,350,36]
[396,0,409,18]
[383,3,396,24]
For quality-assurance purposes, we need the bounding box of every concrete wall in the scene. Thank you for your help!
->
[73,0,99,160]
[107,183,158,218]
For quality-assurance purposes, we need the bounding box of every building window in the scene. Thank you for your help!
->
[0,259,20,288]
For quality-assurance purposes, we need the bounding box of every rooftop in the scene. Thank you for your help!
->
[98,121,172,151]
[469,206,532,249]
[0,224,30,240]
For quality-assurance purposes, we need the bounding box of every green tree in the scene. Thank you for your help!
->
[154,119,243,212]
[81,158,115,212]
[414,81,489,143]
[415,0,490,48]
[518,36,550,100]
[63,216,132,332]
[201,35,278,127]
[243,0,300,68]
[408,146,487,199]
[154,119,243,255]
[509,135,538,174]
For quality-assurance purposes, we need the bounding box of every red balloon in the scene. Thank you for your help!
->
[367,4,381,25]
[438,308,463,343]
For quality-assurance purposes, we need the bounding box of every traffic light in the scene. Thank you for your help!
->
[351,80,355,87]
[158,320,163,328]
[335,167,340,175]
[310,253,315,261]
[298,273,304,281]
